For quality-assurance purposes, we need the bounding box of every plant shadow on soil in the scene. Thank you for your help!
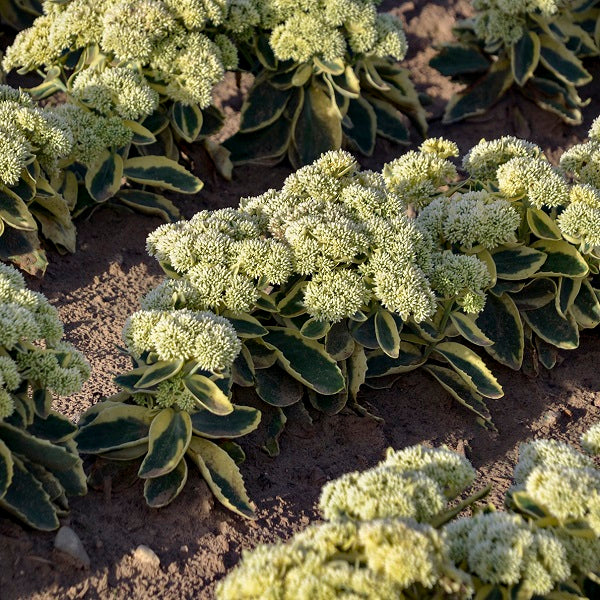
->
[3,1,600,598]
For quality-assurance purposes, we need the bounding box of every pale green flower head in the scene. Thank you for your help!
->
[581,423,600,456]
[559,139,600,189]
[589,115,600,141]
[122,309,241,371]
[462,136,541,181]
[320,466,446,523]
[370,13,407,59]
[383,444,476,499]
[383,150,458,209]
[71,66,159,120]
[232,238,294,285]
[552,528,600,575]
[420,137,459,160]
[557,185,600,246]
[497,156,569,208]
[0,356,21,392]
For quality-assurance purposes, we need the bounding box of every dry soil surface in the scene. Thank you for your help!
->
[2,1,600,598]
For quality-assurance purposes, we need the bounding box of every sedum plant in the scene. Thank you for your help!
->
[75,308,261,517]
[0,263,90,530]
[224,0,427,167]
[217,424,600,599]
[141,149,507,445]
[0,85,76,274]
[0,0,41,30]
[431,0,600,124]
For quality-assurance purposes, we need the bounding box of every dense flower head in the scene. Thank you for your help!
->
[4,0,238,108]
[0,86,73,184]
[560,120,600,189]
[417,191,520,250]
[496,156,570,208]
[254,0,407,64]
[445,512,570,594]
[0,264,89,415]
[122,309,241,371]
[557,184,600,246]
[462,136,542,181]
[581,423,600,456]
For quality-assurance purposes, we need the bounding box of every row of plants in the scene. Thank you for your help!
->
[217,425,600,599]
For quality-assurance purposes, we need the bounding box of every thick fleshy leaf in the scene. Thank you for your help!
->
[225,115,292,164]
[511,278,556,310]
[238,79,291,133]
[433,342,503,399]
[532,239,588,277]
[538,34,592,86]
[348,345,368,401]
[450,312,493,347]
[308,362,348,415]
[183,374,233,415]
[139,409,192,479]
[262,407,287,457]
[134,359,184,389]
[0,439,13,498]
[522,77,583,125]
[186,437,255,519]
[526,207,561,240]
[556,277,582,317]
[430,44,490,76]
[374,308,401,358]
[144,457,188,508]
[30,194,76,253]
[349,312,379,349]
[255,364,303,407]
[476,293,524,370]
[0,456,59,531]
[366,343,424,378]
[124,120,156,145]
[443,59,514,123]
[27,411,77,443]
[118,190,180,221]
[171,102,203,142]
[535,337,558,370]
[424,365,495,430]
[100,441,149,461]
[0,186,37,231]
[232,345,255,387]
[522,302,579,349]
[263,327,345,395]
[277,280,306,317]
[300,318,331,339]
[245,338,278,370]
[343,97,377,156]
[491,245,547,280]
[325,321,355,361]
[76,403,153,453]
[511,31,541,86]
[570,280,600,329]
[223,311,268,337]
[190,405,261,439]
[85,150,123,203]
[368,97,410,144]
[0,421,78,471]
[123,156,203,193]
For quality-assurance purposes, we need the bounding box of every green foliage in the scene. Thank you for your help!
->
[224,0,427,167]
[76,308,260,516]
[216,424,600,599]
[0,0,41,30]
[431,0,600,124]
[0,264,90,530]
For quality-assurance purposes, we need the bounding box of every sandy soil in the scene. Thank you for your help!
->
[2,1,600,598]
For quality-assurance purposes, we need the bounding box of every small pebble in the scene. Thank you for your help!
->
[133,545,160,570]
[54,526,91,569]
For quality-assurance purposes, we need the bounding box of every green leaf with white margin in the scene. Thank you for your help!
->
[183,374,234,415]
[0,186,37,231]
[433,342,503,399]
[343,97,377,156]
[238,78,291,133]
[118,189,180,221]
[369,96,410,144]
[100,441,149,461]
[138,409,192,478]
[190,405,261,439]
[232,344,255,387]
[556,277,582,318]
[491,245,547,280]
[0,438,13,498]
[186,437,255,519]
[123,156,203,193]
[538,33,592,87]
[531,239,588,277]
[365,342,424,377]
[0,421,78,471]
[511,31,541,86]
[430,44,490,77]
[450,312,493,346]
[476,293,524,370]
[374,308,401,358]
[255,363,303,407]
[263,327,345,395]
[277,279,306,317]
[134,359,184,389]
[85,150,123,203]
[349,312,379,349]
[171,102,203,142]
[570,280,600,329]
[0,455,59,531]
[511,278,556,310]
[75,403,153,453]
[124,120,156,145]
[144,457,188,508]
[262,407,287,457]
[521,302,579,349]
[27,411,77,443]
[526,207,561,240]
[348,344,368,402]
[222,311,268,337]
[325,320,355,361]
[300,318,330,339]
[424,365,495,431]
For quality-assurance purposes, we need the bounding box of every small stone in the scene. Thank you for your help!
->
[54,526,91,569]
[133,545,160,570]
[180,545,189,554]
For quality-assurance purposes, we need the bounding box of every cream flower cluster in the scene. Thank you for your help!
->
[0,264,89,419]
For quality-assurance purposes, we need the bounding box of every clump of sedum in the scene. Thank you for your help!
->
[217,424,600,599]
[225,0,426,167]
[431,0,600,125]
[0,263,90,530]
